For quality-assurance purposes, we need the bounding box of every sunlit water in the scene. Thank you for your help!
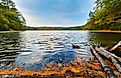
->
[0,31,121,70]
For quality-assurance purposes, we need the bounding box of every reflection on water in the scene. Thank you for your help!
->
[89,32,121,47]
[0,32,21,68]
[0,31,121,70]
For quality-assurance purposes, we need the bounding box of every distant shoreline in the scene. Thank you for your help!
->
[0,30,121,33]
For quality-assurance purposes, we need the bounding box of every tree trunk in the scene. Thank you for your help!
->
[95,47,121,73]
[90,45,116,78]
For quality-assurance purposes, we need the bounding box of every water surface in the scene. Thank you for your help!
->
[0,31,121,70]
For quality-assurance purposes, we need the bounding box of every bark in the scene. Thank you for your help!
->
[95,47,121,73]
[100,47,121,62]
[90,46,116,78]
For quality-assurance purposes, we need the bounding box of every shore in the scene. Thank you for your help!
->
[0,30,121,32]
[0,59,107,78]
[88,30,121,33]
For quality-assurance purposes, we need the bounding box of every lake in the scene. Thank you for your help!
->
[0,31,121,70]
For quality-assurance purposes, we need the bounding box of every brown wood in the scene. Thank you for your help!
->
[95,47,121,73]
[100,47,121,62]
[90,46,116,78]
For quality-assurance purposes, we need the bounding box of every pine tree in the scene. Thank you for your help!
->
[0,0,26,30]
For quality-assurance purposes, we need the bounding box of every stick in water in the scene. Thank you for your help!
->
[110,41,121,51]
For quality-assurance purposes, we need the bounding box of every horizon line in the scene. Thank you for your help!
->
[27,24,85,27]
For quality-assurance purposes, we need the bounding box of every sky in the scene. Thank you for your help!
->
[12,0,94,27]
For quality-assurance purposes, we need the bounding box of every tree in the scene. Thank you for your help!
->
[0,0,26,30]
[1,0,15,9]
[87,0,121,30]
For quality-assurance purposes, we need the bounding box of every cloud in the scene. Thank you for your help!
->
[23,13,42,26]
[12,0,94,27]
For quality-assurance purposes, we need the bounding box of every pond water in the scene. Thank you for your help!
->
[0,31,121,70]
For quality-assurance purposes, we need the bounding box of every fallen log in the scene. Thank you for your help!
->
[90,45,116,78]
[95,47,121,73]
[100,47,121,62]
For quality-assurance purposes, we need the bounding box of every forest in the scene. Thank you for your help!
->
[84,0,121,30]
[25,26,82,30]
[0,0,26,31]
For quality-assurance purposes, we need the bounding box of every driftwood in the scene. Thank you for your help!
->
[109,41,121,51]
[95,47,121,73]
[90,46,116,78]
[100,47,121,62]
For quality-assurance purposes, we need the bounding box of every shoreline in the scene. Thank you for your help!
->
[87,30,121,33]
[0,30,121,33]
[0,31,24,33]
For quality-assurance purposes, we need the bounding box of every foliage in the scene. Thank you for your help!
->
[0,0,26,31]
[87,0,121,30]
[25,26,83,30]
[82,25,102,30]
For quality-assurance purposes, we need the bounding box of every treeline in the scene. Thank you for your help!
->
[0,0,26,31]
[1,0,121,31]
[85,0,121,30]
[26,26,82,30]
